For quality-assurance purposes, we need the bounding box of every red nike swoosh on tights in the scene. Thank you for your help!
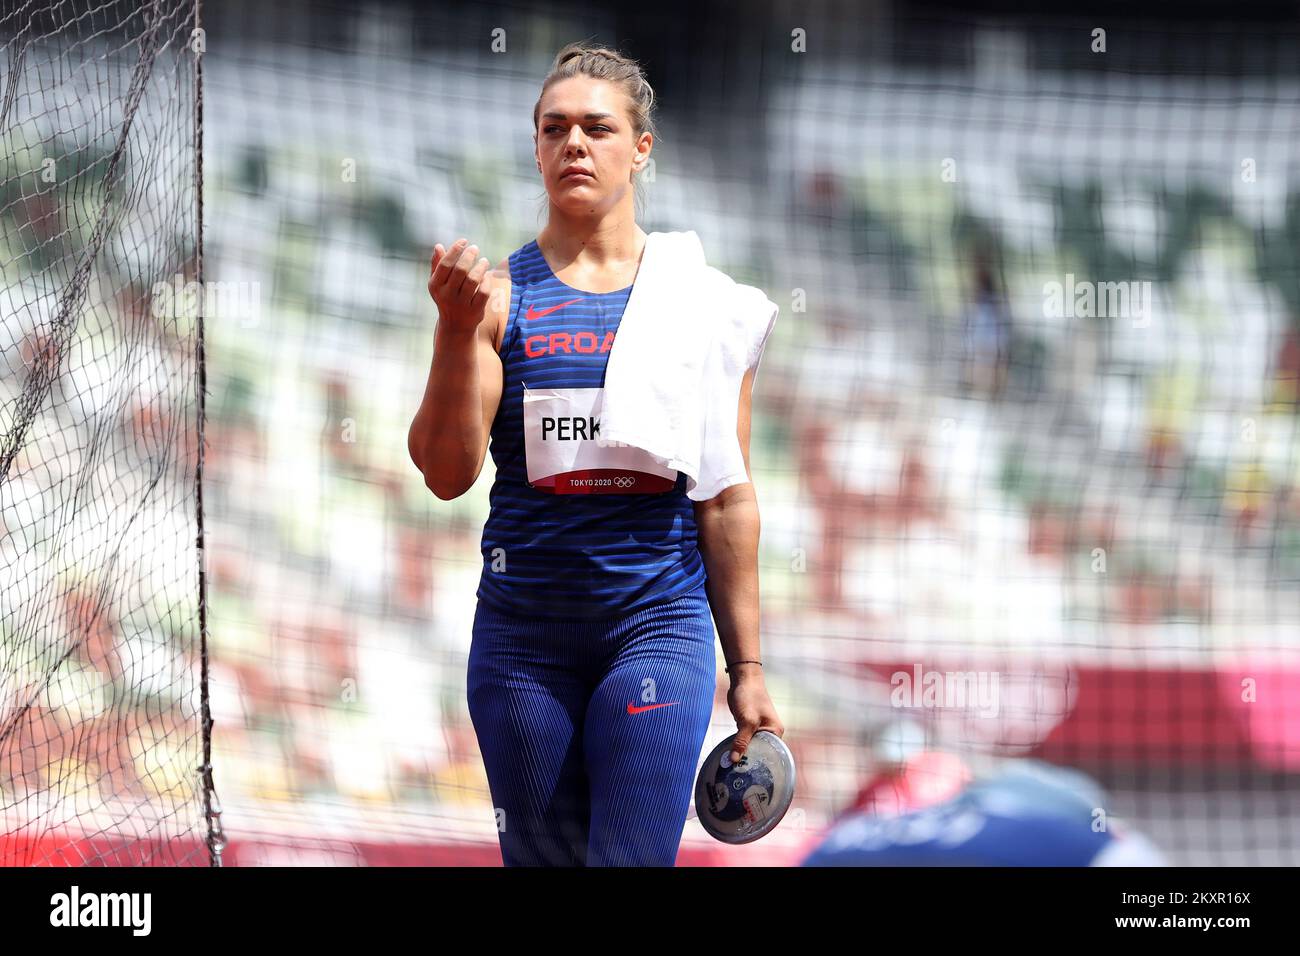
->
[626,701,680,715]
[526,297,585,320]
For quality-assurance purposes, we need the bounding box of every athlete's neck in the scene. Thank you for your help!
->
[537,215,646,278]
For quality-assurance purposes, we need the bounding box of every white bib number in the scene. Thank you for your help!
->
[522,385,677,494]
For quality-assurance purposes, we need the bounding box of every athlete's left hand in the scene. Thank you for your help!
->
[727,671,785,764]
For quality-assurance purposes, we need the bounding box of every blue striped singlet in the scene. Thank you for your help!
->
[475,239,708,620]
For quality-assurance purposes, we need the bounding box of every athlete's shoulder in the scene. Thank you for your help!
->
[487,253,515,353]
[696,264,778,367]
[506,237,541,268]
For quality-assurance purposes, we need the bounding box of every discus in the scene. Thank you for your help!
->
[694,730,796,844]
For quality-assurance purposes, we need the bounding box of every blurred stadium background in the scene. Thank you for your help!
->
[3,0,1300,865]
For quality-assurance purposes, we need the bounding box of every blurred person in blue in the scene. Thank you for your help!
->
[802,756,1166,867]
[962,251,1012,401]
[408,41,784,866]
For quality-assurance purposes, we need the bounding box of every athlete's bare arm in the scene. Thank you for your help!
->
[408,239,511,500]
[694,365,760,645]
[694,364,785,762]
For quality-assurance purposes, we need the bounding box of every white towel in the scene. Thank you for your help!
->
[598,230,779,501]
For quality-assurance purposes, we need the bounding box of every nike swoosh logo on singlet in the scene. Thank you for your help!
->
[626,701,680,715]
[526,297,585,320]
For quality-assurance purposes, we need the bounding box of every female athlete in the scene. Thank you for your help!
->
[408,42,785,866]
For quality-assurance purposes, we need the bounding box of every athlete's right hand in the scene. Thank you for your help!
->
[428,238,493,336]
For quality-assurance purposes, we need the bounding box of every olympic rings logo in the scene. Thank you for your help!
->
[613,476,635,489]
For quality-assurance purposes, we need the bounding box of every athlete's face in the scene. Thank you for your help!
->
[534,76,651,213]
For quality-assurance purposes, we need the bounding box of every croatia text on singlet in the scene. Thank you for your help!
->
[475,239,708,620]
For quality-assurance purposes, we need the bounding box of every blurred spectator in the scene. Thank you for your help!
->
[961,252,1012,401]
